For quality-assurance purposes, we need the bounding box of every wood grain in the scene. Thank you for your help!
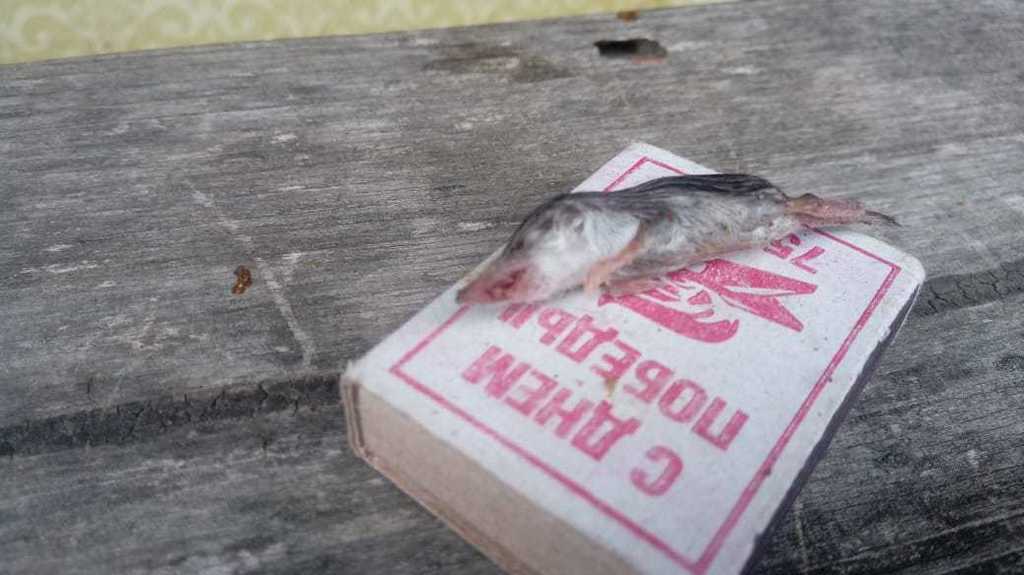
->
[2,0,1023,572]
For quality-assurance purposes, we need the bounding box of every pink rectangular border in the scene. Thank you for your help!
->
[388,157,902,574]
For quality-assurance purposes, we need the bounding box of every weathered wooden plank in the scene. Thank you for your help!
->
[1,289,1022,574]
[3,0,1024,425]
[0,402,497,575]
[2,0,1024,573]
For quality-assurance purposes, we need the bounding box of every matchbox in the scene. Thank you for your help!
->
[342,143,924,575]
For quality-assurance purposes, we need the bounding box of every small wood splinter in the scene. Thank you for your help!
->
[456,174,897,304]
[232,265,253,295]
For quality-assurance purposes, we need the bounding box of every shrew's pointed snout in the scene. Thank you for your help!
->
[456,261,538,304]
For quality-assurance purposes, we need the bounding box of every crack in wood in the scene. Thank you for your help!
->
[0,374,339,458]
[913,257,1024,317]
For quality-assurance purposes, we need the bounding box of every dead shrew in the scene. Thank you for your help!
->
[457,174,896,304]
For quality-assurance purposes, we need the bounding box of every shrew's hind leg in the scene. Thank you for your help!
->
[603,277,663,297]
[584,228,646,295]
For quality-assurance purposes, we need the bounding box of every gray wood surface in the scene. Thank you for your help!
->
[2,0,1023,572]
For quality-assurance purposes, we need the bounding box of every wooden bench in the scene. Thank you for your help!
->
[2,1,1023,572]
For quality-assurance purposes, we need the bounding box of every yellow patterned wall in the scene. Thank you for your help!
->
[0,0,720,65]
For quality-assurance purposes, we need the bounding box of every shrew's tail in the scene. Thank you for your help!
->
[784,193,900,227]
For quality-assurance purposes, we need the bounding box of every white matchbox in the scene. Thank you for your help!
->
[341,142,924,575]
